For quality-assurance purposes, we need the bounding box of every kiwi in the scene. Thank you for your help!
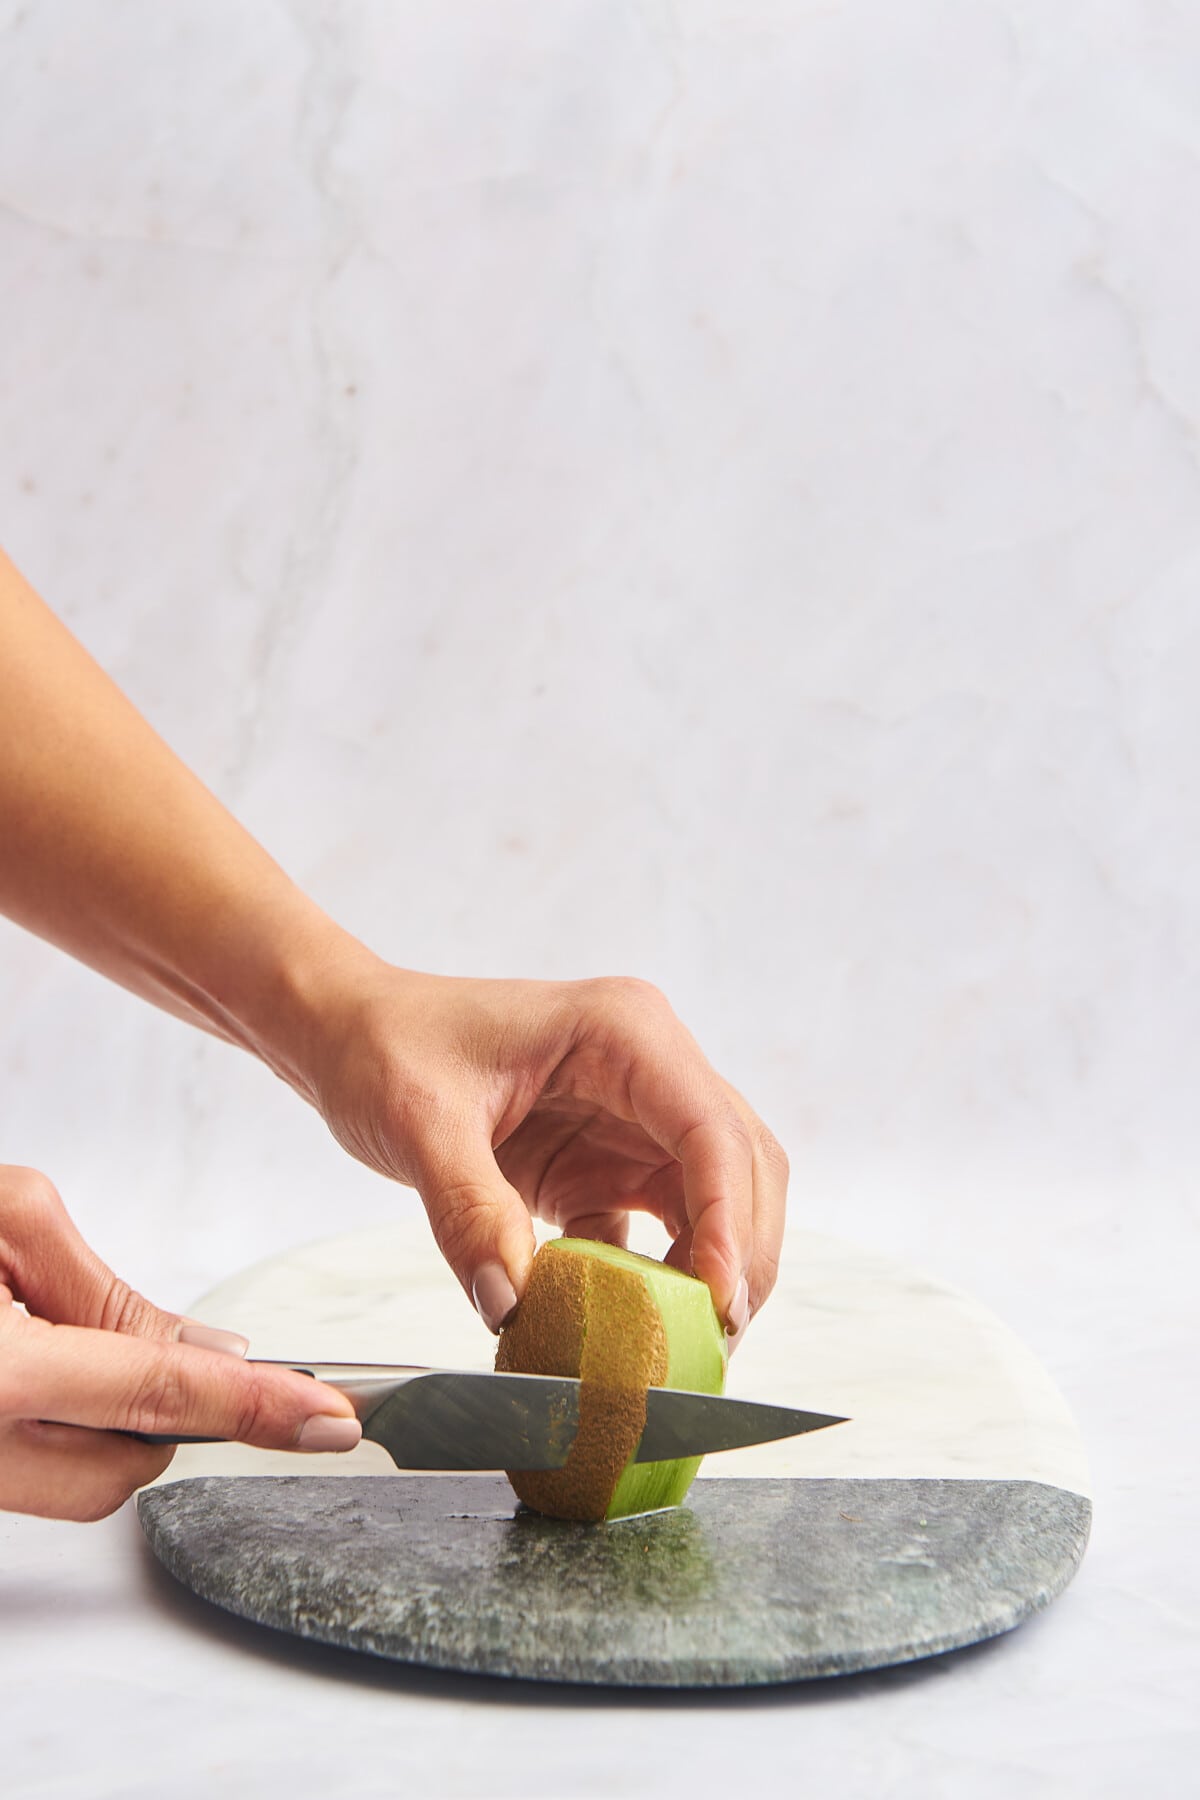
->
[495,1236,727,1521]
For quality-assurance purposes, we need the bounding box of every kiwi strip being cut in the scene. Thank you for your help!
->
[495,1236,728,1522]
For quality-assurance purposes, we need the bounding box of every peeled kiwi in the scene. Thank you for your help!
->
[495,1236,728,1521]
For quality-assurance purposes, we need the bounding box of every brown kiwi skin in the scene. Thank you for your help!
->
[495,1244,668,1522]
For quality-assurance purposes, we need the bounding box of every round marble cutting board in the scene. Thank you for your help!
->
[137,1209,1091,1686]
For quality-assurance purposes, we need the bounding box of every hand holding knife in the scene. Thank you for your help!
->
[134,1360,847,1470]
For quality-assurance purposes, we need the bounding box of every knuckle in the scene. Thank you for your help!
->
[425,1183,497,1271]
[591,974,670,1014]
[222,1371,275,1445]
[721,1110,754,1154]
[755,1127,790,1183]
[381,1080,448,1162]
[0,1169,67,1289]
[752,1241,782,1303]
[388,1073,439,1134]
[115,1356,189,1437]
[686,1107,752,1161]
[95,1278,157,1339]
[0,1166,63,1236]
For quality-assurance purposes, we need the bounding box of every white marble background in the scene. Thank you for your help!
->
[0,3,1196,1797]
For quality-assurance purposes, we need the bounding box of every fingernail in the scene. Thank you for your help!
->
[725,1314,750,1356]
[178,1322,250,1358]
[295,1414,363,1453]
[725,1276,750,1338]
[472,1262,519,1334]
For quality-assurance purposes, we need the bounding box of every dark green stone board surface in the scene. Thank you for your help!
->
[138,1474,1090,1687]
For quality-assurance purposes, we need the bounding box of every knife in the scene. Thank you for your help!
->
[136,1360,848,1470]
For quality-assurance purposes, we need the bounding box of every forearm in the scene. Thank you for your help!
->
[0,553,784,1334]
[0,550,367,1091]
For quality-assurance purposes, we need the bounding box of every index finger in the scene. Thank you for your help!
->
[630,1060,783,1326]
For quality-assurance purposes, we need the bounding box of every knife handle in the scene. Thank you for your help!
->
[133,1433,224,1445]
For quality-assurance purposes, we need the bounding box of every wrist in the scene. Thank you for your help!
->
[230,902,394,1104]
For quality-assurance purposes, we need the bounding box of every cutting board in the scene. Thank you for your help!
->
[137,1214,1091,1686]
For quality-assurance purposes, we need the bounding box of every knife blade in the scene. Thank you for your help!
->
[134,1361,846,1470]
[350,1369,847,1471]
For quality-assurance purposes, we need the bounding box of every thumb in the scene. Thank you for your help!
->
[414,1120,536,1333]
[7,1317,360,1450]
